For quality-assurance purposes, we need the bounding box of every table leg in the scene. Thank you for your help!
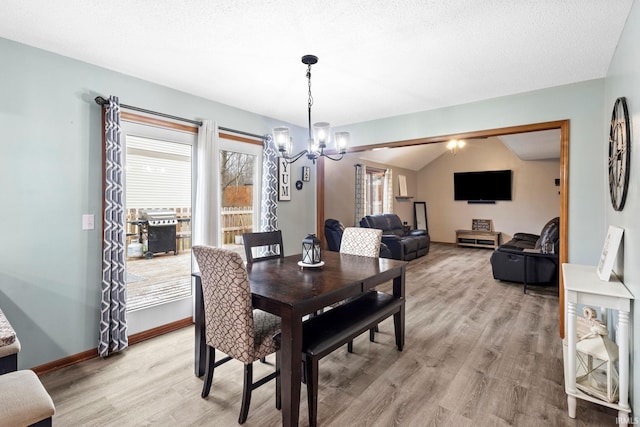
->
[523,254,528,294]
[566,299,577,418]
[618,311,630,414]
[392,267,405,351]
[194,275,206,377]
[567,396,576,419]
[279,309,302,427]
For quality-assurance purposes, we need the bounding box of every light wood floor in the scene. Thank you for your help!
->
[40,243,618,426]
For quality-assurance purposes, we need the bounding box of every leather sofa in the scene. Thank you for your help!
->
[359,214,430,261]
[489,217,559,285]
[324,219,392,258]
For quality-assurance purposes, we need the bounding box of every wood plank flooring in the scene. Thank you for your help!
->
[40,243,618,426]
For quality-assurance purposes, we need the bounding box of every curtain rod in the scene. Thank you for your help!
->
[94,96,266,140]
[95,96,202,126]
[218,126,265,140]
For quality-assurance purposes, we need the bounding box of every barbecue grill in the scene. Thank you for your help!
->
[139,209,178,258]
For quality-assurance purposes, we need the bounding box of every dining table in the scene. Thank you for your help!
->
[192,251,407,427]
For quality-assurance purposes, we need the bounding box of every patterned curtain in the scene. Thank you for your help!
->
[194,120,216,246]
[354,164,367,226]
[261,134,278,232]
[383,168,394,214]
[99,96,128,357]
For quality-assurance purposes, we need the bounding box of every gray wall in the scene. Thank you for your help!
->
[334,79,606,264]
[0,38,314,369]
[417,138,560,243]
[324,153,417,228]
[604,0,640,413]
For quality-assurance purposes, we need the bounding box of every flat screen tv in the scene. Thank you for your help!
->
[454,169,512,202]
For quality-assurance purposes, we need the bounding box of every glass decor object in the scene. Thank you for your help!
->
[273,127,292,157]
[575,323,619,403]
[301,234,322,265]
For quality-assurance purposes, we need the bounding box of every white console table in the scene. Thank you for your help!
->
[562,263,634,425]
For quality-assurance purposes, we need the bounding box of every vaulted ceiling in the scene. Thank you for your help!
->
[355,129,562,171]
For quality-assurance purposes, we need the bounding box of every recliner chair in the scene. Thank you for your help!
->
[490,217,560,291]
[359,214,430,261]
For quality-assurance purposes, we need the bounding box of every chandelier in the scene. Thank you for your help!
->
[273,55,349,164]
[446,139,466,155]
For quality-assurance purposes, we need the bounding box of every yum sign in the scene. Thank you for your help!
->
[279,158,291,201]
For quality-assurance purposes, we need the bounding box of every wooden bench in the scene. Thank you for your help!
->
[0,370,56,426]
[302,291,404,427]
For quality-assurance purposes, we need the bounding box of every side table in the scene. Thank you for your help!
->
[562,263,634,426]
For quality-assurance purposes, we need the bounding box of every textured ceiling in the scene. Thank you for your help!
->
[0,1,633,129]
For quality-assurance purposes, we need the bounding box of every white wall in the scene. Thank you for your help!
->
[418,138,560,243]
[324,153,417,228]
[604,0,640,413]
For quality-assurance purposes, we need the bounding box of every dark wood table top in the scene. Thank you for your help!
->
[244,252,405,313]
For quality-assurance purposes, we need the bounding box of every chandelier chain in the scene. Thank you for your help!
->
[307,64,313,109]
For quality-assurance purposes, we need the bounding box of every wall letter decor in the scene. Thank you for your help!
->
[279,158,291,201]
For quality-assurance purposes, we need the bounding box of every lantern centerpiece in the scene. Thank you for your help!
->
[300,234,323,267]
[576,322,619,403]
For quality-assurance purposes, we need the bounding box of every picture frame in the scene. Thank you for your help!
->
[597,225,624,281]
[278,158,291,201]
[472,219,493,231]
[413,201,428,231]
[302,166,311,182]
[398,175,408,197]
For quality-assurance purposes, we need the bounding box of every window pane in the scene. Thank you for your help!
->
[219,150,256,245]
[366,171,384,215]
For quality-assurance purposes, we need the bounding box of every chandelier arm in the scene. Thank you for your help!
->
[282,150,309,164]
[321,153,345,162]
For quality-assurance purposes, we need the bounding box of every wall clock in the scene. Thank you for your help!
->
[609,97,631,211]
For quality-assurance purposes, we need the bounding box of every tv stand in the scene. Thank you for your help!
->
[456,229,501,249]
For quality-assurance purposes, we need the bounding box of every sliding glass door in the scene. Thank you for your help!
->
[122,119,196,334]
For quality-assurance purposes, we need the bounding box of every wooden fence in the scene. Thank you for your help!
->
[125,206,253,249]
[221,206,253,244]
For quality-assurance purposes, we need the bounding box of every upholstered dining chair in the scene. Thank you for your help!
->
[339,227,383,350]
[340,227,382,257]
[242,230,284,263]
[192,245,281,424]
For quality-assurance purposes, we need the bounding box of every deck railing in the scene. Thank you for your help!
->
[125,206,252,248]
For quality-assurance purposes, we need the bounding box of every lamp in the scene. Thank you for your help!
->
[575,322,619,402]
[301,234,322,265]
[446,139,465,155]
[273,55,349,164]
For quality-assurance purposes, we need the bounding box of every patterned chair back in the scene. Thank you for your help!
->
[340,227,382,257]
[193,245,256,363]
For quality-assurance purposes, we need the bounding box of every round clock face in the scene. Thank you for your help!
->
[609,97,631,211]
